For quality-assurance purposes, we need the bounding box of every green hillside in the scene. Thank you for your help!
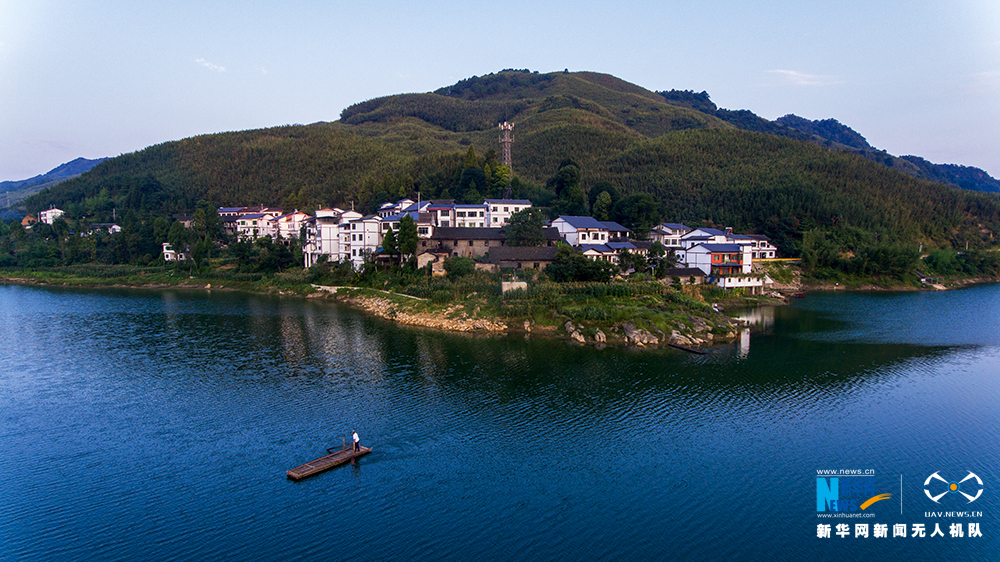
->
[21,69,1000,263]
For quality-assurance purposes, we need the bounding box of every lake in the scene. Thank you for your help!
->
[1,283,997,561]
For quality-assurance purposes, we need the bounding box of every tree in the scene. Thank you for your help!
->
[491,164,512,190]
[617,249,647,274]
[398,214,418,261]
[464,145,478,168]
[167,220,189,259]
[546,243,617,282]
[612,193,662,235]
[382,225,399,263]
[647,241,677,278]
[443,256,475,278]
[592,191,613,221]
[548,160,586,216]
[588,181,620,210]
[505,208,546,247]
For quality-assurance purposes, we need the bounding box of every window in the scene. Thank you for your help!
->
[504,207,509,212]
[468,241,473,247]
[493,218,498,223]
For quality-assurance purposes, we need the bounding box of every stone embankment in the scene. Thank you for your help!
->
[318,285,740,349]
[334,293,508,333]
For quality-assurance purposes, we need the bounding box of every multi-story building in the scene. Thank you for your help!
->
[39,208,65,225]
[236,212,280,240]
[344,215,382,268]
[649,223,692,249]
[269,210,312,242]
[551,216,629,246]
[454,204,488,228]
[484,199,532,226]
[303,208,357,267]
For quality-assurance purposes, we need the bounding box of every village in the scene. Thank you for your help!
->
[26,195,781,293]
[28,198,781,292]
[211,198,777,292]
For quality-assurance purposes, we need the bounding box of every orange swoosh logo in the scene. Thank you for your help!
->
[860,493,893,510]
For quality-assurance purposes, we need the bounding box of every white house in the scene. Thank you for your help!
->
[381,211,435,241]
[683,242,769,293]
[679,227,732,249]
[734,234,778,260]
[649,223,692,249]
[303,207,355,268]
[377,199,415,218]
[236,212,280,241]
[86,223,122,235]
[162,242,188,262]
[580,244,620,264]
[426,202,457,228]
[39,208,65,225]
[484,199,532,226]
[269,210,312,242]
[454,204,488,228]
[684,243,752,276]
[552,216,611,246]
[344,215,382,268]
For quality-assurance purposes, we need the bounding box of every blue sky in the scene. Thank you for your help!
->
[2,0,999,181]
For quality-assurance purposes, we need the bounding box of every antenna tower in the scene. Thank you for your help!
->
[498,121,514,171]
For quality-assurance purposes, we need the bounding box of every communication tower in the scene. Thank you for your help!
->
[498,121,514,171]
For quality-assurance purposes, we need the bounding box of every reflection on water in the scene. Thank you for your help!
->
[734,305,776,329]
[0,284,997,562]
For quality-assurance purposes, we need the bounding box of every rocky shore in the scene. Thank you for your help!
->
[329,291,508,333]
[323,286,743,350]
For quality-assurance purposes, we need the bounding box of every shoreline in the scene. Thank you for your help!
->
[4,270,998,350]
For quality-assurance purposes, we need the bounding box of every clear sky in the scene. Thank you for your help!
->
[3,0,999,181]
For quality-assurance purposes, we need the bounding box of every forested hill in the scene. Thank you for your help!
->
[23,69,1000,256]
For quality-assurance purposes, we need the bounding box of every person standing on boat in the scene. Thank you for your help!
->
[352,430,360,453]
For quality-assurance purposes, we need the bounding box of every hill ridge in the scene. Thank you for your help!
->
[19,70,1000,259]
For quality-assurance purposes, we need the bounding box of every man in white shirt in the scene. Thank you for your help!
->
[352,430,360,453]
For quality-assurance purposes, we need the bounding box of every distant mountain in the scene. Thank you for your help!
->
[1,157,108,208]
[774,115,873,151]
[657,90,999,193]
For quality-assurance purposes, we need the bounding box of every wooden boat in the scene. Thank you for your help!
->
[286,444,372,481]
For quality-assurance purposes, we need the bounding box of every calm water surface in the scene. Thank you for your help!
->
[1,284,997,561]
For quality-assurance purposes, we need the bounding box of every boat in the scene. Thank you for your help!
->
[286,443,372,481]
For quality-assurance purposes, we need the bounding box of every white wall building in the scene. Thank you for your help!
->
[39,208,65,225]
[485,199,532,226]
[303,208,355,268]
[649,223,692,249]
[344,215,382,268]
[454,204,488,228]
[270,210,311,242]
[551,216,612,246]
